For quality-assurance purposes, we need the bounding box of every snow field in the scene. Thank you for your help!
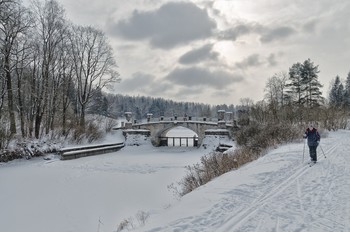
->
[0,130,233,232]
[1,130,349,232]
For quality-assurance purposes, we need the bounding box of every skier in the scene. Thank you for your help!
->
[303,123,320,163]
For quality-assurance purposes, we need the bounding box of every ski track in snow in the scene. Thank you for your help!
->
[140,130,350,232]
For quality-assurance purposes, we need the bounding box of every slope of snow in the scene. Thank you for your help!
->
[136,130,350,232]
[0,130,349,232]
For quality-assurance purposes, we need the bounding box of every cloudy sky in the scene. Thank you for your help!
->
[55,0,350,105]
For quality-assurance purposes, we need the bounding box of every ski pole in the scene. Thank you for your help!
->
[319,144,326,158]
[302,138,306,163]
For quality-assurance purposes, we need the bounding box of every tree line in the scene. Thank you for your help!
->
[99,93,235,120]
[0,0,119,147]
[252,58,349,130]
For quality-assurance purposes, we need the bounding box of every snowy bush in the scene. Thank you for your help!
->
[116,218,134,232]
[179,148,256,196]
[115,211,149,232]
[0,138,61,162]
[178,122,301,196]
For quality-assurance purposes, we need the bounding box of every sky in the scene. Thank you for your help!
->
[41,0,350,105]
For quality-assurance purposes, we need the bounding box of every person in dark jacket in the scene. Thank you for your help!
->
[303,123,321,163]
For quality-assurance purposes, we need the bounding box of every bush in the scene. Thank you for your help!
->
[178,122,301,196]
[116,211,149,232]
[235,122,300,151]
[0,140,60,162]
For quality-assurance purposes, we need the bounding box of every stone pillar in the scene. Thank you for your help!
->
[125,112,132,122]
[218,110,225,121]
[124,112,132,129]
[125,122,132,129]
[218,120,226,129]
[225,112,233,122]
[147,113,153,122]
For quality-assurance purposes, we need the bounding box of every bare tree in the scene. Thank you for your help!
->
[30,0,67,138]
[264,72,288,122]
[0,49,5,112]
[14,36,34,137]
[69,25,119,128]
[0,0,32,135]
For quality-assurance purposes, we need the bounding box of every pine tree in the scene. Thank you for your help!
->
[301,59,324,107]
[329,76,344,106]
[286,59,324,107]
[344,72,350,107]
[286,62,304,105]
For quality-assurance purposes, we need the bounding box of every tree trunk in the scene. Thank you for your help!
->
[79,103,86,130]
[5,56,16,135]
[34,110,43,139]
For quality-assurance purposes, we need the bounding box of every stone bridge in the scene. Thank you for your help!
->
[117,111,238,146]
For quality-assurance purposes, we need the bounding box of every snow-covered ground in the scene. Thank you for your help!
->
[137,130,350,232]
[1,130,349,232]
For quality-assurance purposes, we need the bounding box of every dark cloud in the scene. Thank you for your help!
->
[110,2,216,49]
[165,67,243,89]
[260,26,296,43]
[117,72,173,95]
[303,20,318,33]
[267,53,278,66]
[218,24,254,41]
[235,54,263,69]
[179,44,219,65]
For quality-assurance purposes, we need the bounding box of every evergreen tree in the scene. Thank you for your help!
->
[286,59,324,107]
[344,71,350,107]
[329,75,344,106]
[301,59,323,106]
[286,62,304,105]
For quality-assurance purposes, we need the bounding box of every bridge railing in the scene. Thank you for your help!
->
[135,116,221,124]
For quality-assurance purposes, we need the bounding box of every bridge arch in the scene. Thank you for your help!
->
[161,126,198,147]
